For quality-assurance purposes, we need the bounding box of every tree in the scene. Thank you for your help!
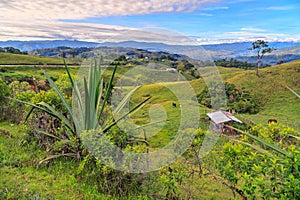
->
[61,51,66,58]
[248,40,276,77]
[3,47,23,54]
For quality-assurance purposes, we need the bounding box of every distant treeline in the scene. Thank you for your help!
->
[214,58,256,69]
[0,47,28,55]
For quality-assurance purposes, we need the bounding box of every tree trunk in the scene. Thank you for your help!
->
[256,57,261,77]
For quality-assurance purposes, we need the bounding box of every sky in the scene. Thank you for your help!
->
[0,0,299,44]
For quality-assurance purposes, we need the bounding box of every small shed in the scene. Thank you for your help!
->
[207,110,242,134]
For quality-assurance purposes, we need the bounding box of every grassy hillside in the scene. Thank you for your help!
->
[127,60,300,144]
[225,60,300,130]
[0,65,79,80]
[0,121,234,199]
[0,52,67,65]
[1,59,299,199]
[0,122,116,199]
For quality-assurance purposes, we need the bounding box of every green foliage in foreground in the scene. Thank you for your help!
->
[0,78,10,104]
[0,58,299,199]
[214,123,300,199]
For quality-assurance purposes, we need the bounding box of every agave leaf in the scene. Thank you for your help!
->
[113,86,140,114]
[103,96,151,133]
[225,125,290,158]
[38,153,76,166]
[9,97,75,135]
[44,72,79,132]
[287,134,300,140]
[232,139,270,155]
[35,129,62,140]
[64,60,83,116]
[25,106,35,121]
[37,102,74,136]
[128,97,155,117]
[73,83,84,121]
[285,85,300,99]
[99,64,118,120]
[83,77,90,130]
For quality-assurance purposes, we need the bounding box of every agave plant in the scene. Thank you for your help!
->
[12,60,151,162]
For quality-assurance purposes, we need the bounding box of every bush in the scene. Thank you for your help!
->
[197,82,260,114]
[0,78,11,121]
[215,123,300,199]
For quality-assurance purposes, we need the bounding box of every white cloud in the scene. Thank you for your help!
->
[265,5,299,11]
[0,0,223,42]
[0,20,199,45]
[202,6,229,10]
[240,27,266,32]
[194,30,300,44]
[198,13,214,16]
[0,0,221,21]
[1,0,299,45]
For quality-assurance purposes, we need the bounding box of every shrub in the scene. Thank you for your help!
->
[0,78,11,121]
[197,82,260,114]
[215,123,300,199]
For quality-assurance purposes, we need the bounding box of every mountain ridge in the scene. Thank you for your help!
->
[1,40,300,65]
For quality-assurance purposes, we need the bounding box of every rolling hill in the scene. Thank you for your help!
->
[128,59,300,141]
[1,40,300,65]
[0,52,67,65]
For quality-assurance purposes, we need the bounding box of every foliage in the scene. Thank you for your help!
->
[248,40,276,76]
[176,60,200,79]
[1,55,300,199]
[0,78,11,121]
[197,82,260,114]
[215,123,300,199]
[214,58,256,69]
[0,78,10,105]
[0,52,70,65]
[0,46,27,54]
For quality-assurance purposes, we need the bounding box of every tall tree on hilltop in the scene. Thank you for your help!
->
[248,40,276,77]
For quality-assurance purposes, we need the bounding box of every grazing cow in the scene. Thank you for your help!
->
[268,118,277,124]
[172,102,177,107]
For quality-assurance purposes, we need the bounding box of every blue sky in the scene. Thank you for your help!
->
[63,0,299,35]
[0,0,299,44]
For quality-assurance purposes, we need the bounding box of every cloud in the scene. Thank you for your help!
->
[194,30,300,44]
[0,0,221,21]
[202,6,229,10]
[0,20,128,41]
[0,20,199,45]
[240,27,266,32]
[198,13,214,16]
[0,0,223,42]
[265,5,299,11]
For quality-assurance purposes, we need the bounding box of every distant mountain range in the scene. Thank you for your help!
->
[1,40,300,65]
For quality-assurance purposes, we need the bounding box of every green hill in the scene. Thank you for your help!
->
[1,59,299,199]
[0,52,67,65]
[225,60,300,129]
[129,60,300,140]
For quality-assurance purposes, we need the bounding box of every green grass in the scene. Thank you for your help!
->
[1,59,299,199]
[0,121,235,199]
[0,65,79,80]
[128,81,209,148]
[123,60,300,149]
[4,60,296,147]
[224,61,300,130]
[0,121,116,199]
[0,52,70,65]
